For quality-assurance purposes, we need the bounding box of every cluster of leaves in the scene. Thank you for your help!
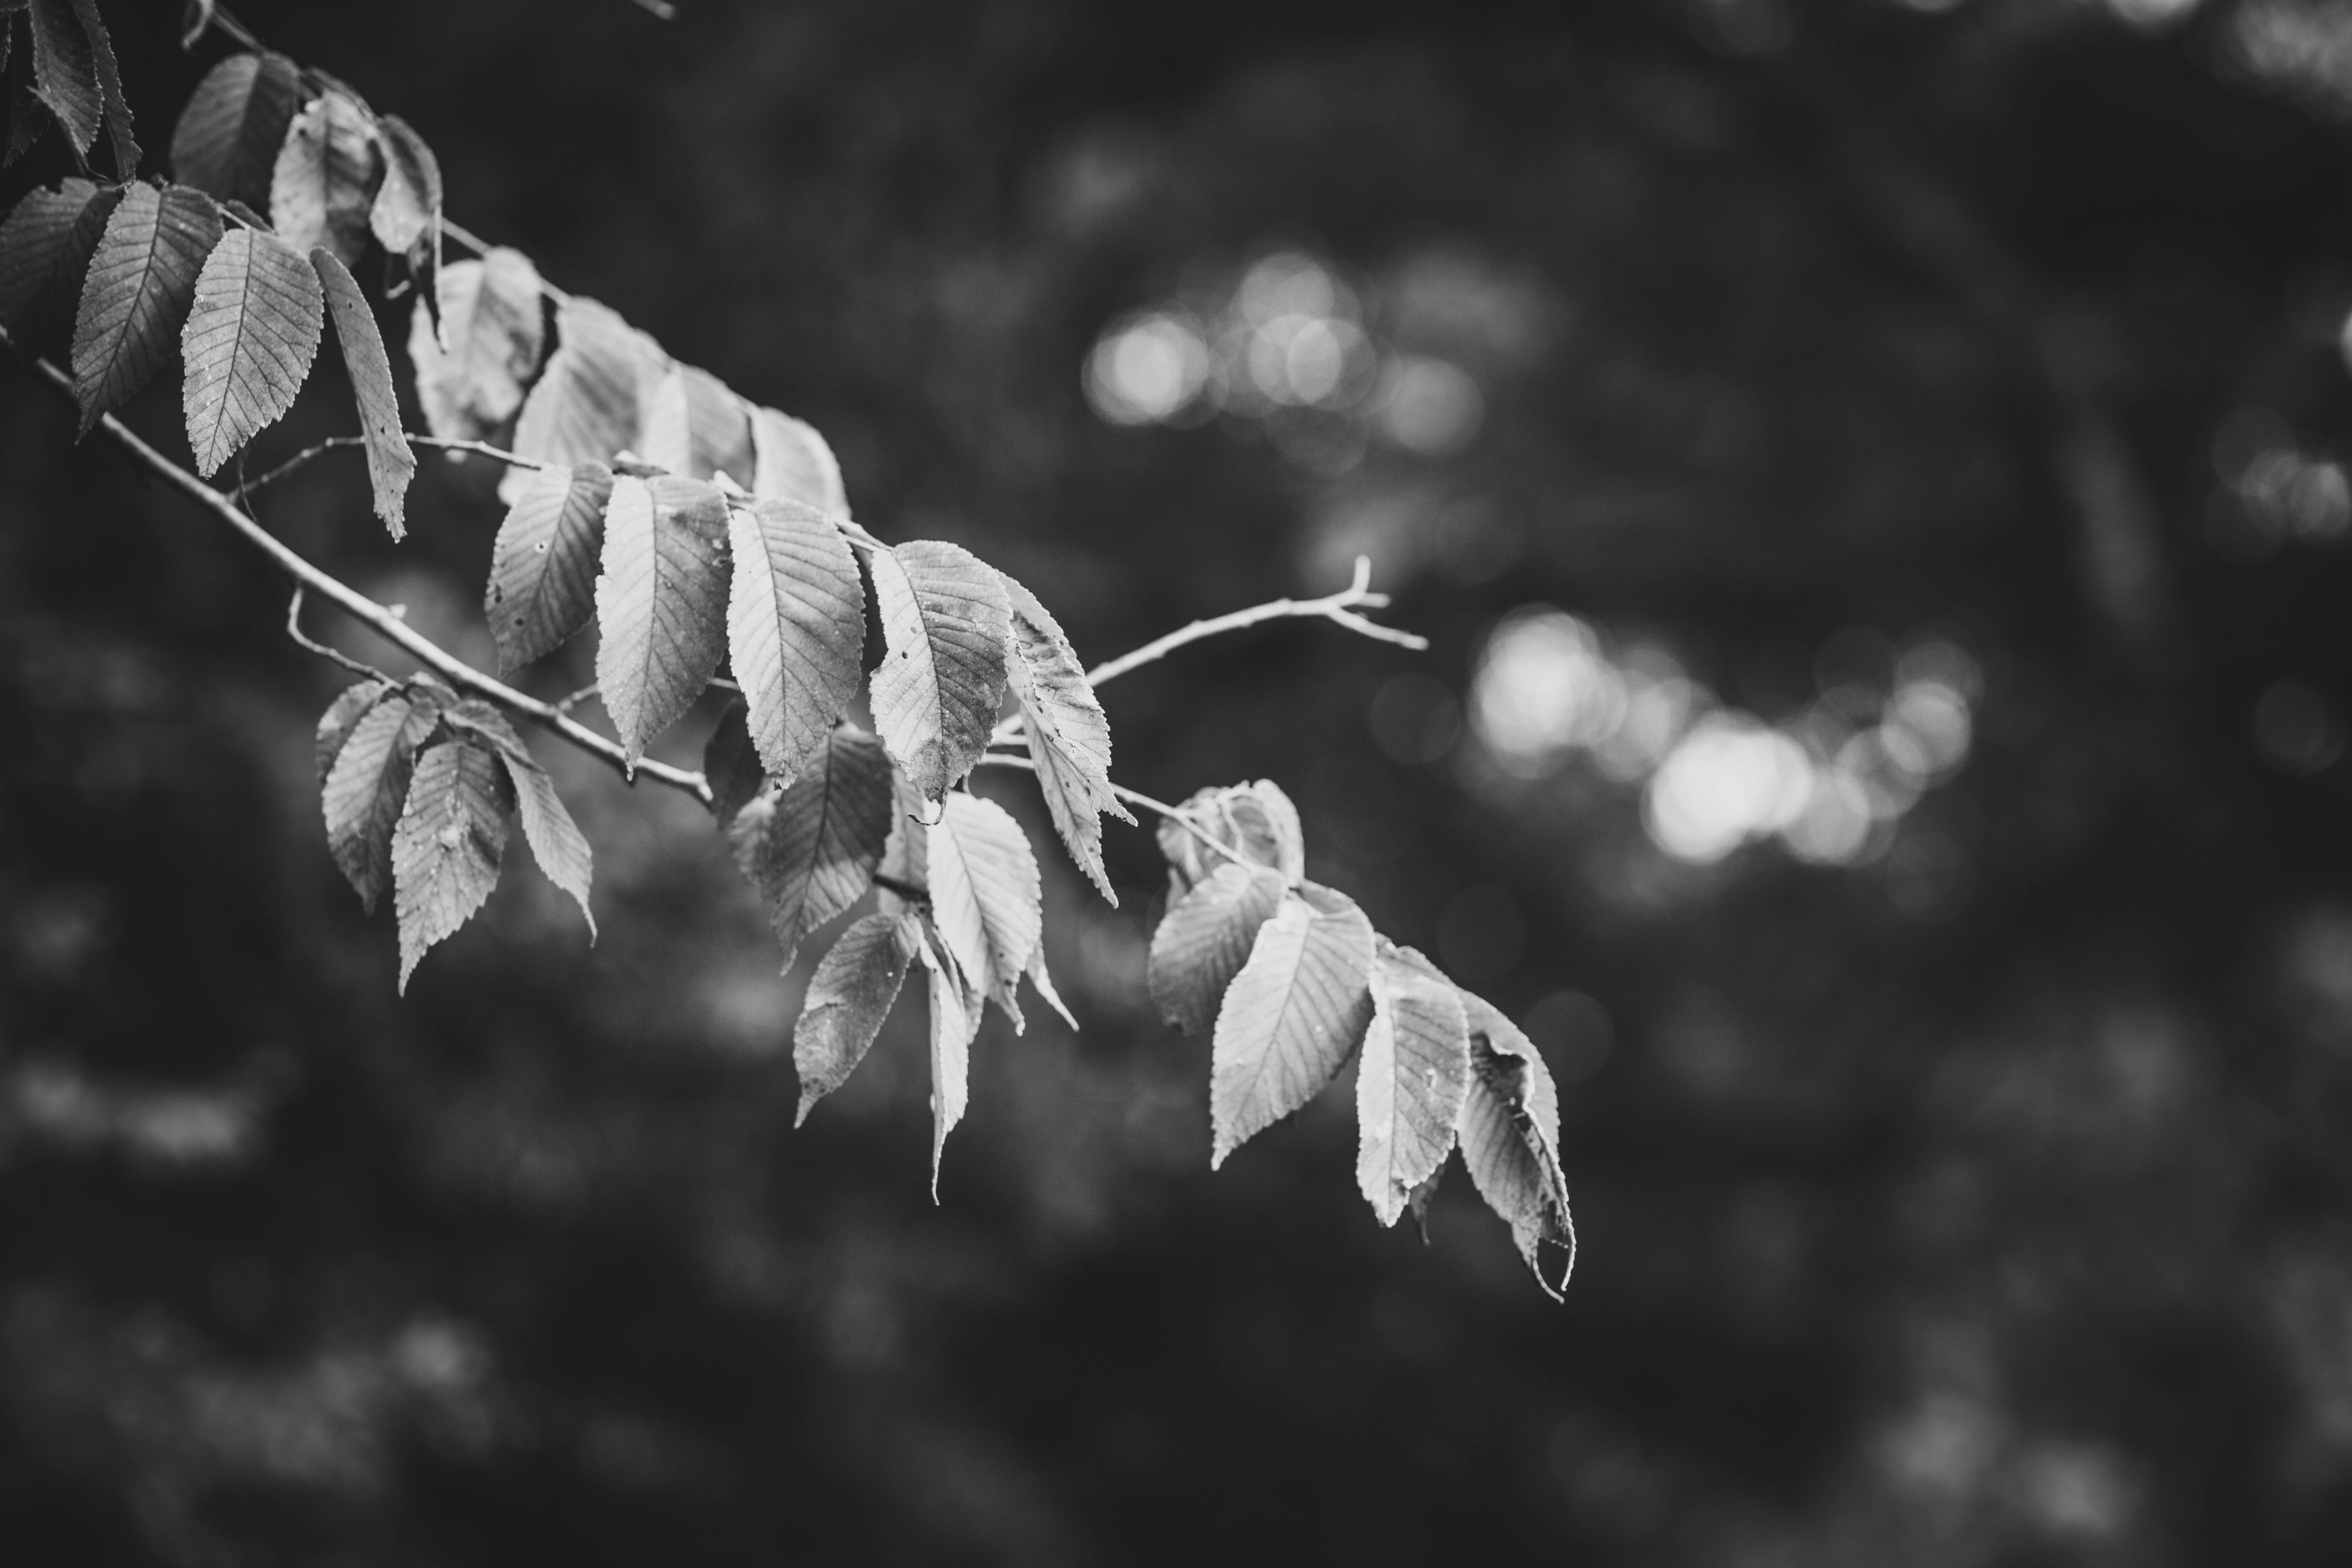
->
[0,6,1572,1290]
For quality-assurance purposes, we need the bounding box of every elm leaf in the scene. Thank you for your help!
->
[171,51,305,211]
[484,460,610,671]
[725,724,892,970]
[748,404,849,515]
[392,736,511,992]
[24,0,97,156]
[1158,778,1305,894]
[64,0,136,176]
[1209,883,1376,1168]
[724,496,864,784]
[180,226,323,476]
[869,540,1010,805]
[793,911,920,1126]
[70,183,220,433]
[998,570,1130,903]
[916,920,980,1199]
[1356,949,1471,1227]
[508,295,664,478]
[1457,992,1576,1298]
[1147,859,1288,1036]
[270,90,380,266]
[592,473,731,763]
[368,112,439,254]
[637,365,753,484]
[443,701,594,938]
[314,678,392,786]
[702,698,766,829]
[926,791,1041,1027]
[321,684,443,913]
[313,246,416,536]
[407,247,541,440]
[0,177,120,356]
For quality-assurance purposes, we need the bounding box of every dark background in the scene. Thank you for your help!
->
[7,0,2352,1561]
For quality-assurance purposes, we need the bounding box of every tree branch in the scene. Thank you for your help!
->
[1084,554,1426,688]
[2,329,714,807]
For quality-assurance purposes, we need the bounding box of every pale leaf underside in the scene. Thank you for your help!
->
[1209,885,1376,1168]
[368,112,440,254]
[485,461,611,672]
[508,295,662,478]
[1456,993,1576,1296]
[271,91,378,266]
[926,791,1042,1026]
[1147,859,1288,1037]
[392,738,511,992]
[321,686,441,913]
[748,404,849,516]
[1355,955,1471,1227]
[70,182,220,432]
[314,678,392,786]
[728,725,892,970]
[793,911,920,1125]
[640,365,753,486]
[999,571,1129,904]
[412,248,542,439]
[444,701,594,937]
[593,473,731,763]
[724,496,864,784]
[869,540,1011,804]
[1160,779,1305,894]
[918,925,980,1199]
[181,226,325,477]
[313,246,416,536]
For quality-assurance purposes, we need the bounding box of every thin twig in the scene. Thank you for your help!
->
[553,682,600,717]
[286,587,397,683]
[3,331,713,806]
[975,753,1244,869]
[243,433,555,499]
[1086,555,1424,689]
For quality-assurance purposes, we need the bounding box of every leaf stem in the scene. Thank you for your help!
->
[2,329,714,807]
[241,432,554,499]
[974,753,1245,869]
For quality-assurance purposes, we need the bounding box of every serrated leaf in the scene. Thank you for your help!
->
[725,496,864,785]
[793,910,919,1126]
[1209,882,1376,1168]
[171,51,305,211]
[726,724,892,970]
[24,0,96,157]
[639,365,753,484]
[1028,944,1077,1030]
[916,921,980,1199]
[1357,952,1471,1227]
[998,570,1130,904]
[869,540,1010,805]
[593,473,731,763]
[1148,859,1288,1036]
[507,294,664,479]
[0,177,120,355]
[368,112,438,254]
[1457,992,1575,1298]
[315,678,392,785]
[321,685,443,912]
[313,246,416,536]
[408,248,541,440]
[69,183,219,433]
[876,766,929,910]
[444,700,594,937]
[1158,778,1306,894]
[702,698,765,828]
[64,0,135,177]
[272,91,380,267]
[392,736,511,991]
[180,226,324,476]
[484,461,610,671]
[748,404,849,515]
[927,791,1041,1027]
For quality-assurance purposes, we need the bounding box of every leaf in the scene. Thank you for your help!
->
[926,791,1042,1027]
[793,910,920,1126]
[171,51,306,211]
[506,295,664,479]
[312,246,416,536]
[24,0,96,156]
[1147,859,1289,1036]
[368,113,439,254]
[725,724,893,970]
[593,473,732,763]
[64,0,135,177]
[868,540,1011,805]
[0,177,119,355]
[875,766,929,908]
[916,921,980,1199]
[749,404,849,515]
[443,701,595,937]
[725,496,864,785]
[638,365,754,484]
[180,0,217,51]
[1208,883,1376,1168]
[314,678,392,785]
[1028,944,1077,1030]
[1457,992,1576,1298]
[1356,950,1472,1227]
[69,183,220,433]
[271,91,380,266]
[702,698,765,828]
[997,571,1130,904]
[392,736,511,991]
[321,684,443,912]
[1158,778,1307,894]
[484,461,610,672]
[408,248,542,440]
[180,226,325,476]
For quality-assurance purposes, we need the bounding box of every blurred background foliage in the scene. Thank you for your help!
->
[7,0,2352,1560]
